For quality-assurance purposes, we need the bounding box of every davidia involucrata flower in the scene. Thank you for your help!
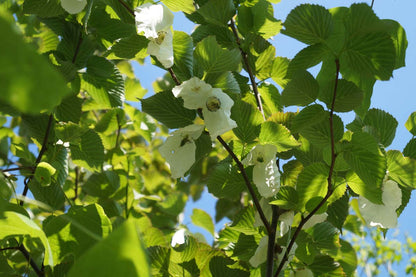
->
[60,0,87,14]
[159,124,204,178]
[358,178,402,229]
[302,212,328,229]
[173,77,237,140]
[242,144,280,198]
[135,3,174,68]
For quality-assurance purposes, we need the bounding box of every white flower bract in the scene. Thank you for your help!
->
[243,144,280,198]
[249,235,268,267]
[279,211,294,237]
[158,124,204,179]
[358,179,402,229]
[171,229,186,247]
[254,198,273,227]
[172,77,237,140]
[60,0,87,14]
[135,3,174,68]
[302,213,328,229]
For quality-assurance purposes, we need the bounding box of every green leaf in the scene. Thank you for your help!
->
[283,4,333,44]
[382,19,407,69]
[141,91,196,129]
[404,138,416,159]
[207,162,246,200]
[161,0,195,13]
[209,256,249,276]
[309,255,343,275]
[0,17,71,114]
[271,56,290,88]
[34,162,56,187]
[172,31,194,82]
[229,206,257,235]
[204,71,240,94]
[23,0,65,17]
[125,78,147,101]
[296,163,329,211]
[291,104,325,132]
[55,95,83,123]
[345,171,382,204]
[336,239,357,277]
[269,186,298,210]
[194,36,240,74]
[231,98,263,143]
[342,132,386,192]
[237,0,282,39]
[327,193,349,231]
[83,171,120,198]
[87,9,135,42]
[82,56,125,109]
[405,112,416,136]
[107,34,148,59]
[44,204,112,264]
[0,211,54,266]
[282,70,319,107]
[191,209,215,236]
[197,0,235,26]
[301,113,344,148]
[259,121,300,152]
[319,79,363,113]
[287,44,330,77]
[191,24,235,49]
[258,83,282,115]
[68,219,150,277]
[307,222,340,256]
[70,129,105,172]
[387,150,416,189]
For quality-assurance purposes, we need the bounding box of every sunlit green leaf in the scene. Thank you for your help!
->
[387,150,416,189]
[282,70,319,107]
[259,121,300,152]
[191,209,215,236]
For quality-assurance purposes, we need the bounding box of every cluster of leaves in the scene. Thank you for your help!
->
[0,0,414,276]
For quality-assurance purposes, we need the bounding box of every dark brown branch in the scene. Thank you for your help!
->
[117,0,135,16]
[1,245,44,276]
[371,0,374,8]
[229,18,266,120]
[73,166,80,201]
[266,205,279,277]
[168,68,181,86]
[20,114,54,206]
[217,136,272,234]
[274,59,340,276]
[1,166,34,173]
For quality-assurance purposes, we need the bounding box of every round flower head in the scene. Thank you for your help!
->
[172,77,213,109]
[172,78,237,140]
[158,124,204,178]
[202,88,237,140]
[147,29,174,68]
[243,144,280,198]
[61,0,87,14]
[358,179,402,229]
[134,3,174,39]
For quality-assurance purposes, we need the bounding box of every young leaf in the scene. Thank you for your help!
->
[231,98,263,143]
[161,0,195,13]
[405,112,416,136]
[67,219,150,277]
[191,208,215,236]
[258,83,282,115]
[172,31,194,82]
[259,121,300,152]
[197,0,235,26]
[296,163,329,211]
[194,36,240,74]
[70,129,105,172]
[269,186,299,210]
[387,150,416,189]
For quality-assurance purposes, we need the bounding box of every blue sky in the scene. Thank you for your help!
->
[132,0,416,274]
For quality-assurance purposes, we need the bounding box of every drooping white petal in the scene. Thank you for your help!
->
[249,236,268,267]
[254,198,273,227]
[172,77,213,109]
[279,211,294,237]
[61,0,87,14]
[202,89,237,140]
[358,179,402,229]
[158,124,204,178]
[171,229,186,247]
[134,3,174,39]
[243,144,280,198]
[302,213,328,229]
[147,29,174,68]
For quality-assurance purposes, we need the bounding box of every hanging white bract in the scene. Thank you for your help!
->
[158,124,204,178]
[173,77,237,140]
[358,179,402,229]
[135,3,174,68]
[60,0,87,14]
[302,213,328,229]
[279,211,294,237]
[249,235,268,267]
[243,144,280,198]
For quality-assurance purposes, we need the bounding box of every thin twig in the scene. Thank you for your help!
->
[20,114,54,206]
[72,34,83,64]
[117,0,135,16]
[371,0,374,8]
[73,166,80,201]
[0,245,44,276]
[217,136,272,234]
[266,205,279,277]
[274,59,340,276]
[1,166,34,173]
[168,68,181,86]
[229,18,266,120]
